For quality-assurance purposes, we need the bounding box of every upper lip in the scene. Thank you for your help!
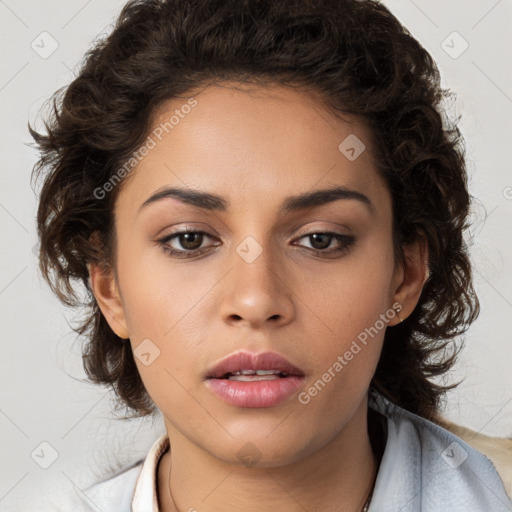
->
[206,351,305,379]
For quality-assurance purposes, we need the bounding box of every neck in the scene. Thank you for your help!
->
[158,400,379,512]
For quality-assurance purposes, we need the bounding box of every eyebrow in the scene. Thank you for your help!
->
[139,185,375,215]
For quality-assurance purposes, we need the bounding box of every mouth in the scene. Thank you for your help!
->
[205,351,305,408]
[206,350,305,380]
[218,369,293,382]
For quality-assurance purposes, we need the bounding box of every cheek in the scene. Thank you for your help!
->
[115,238,204,339]
[305,239,395,337]
[295,238,395,395]
[328,264,394,336]
[115,243,217,391]
[294,270,392,422]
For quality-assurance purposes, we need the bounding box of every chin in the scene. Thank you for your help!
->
[200,424,325,469]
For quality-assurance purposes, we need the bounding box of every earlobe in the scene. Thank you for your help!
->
[88,262,130,339]
[389,237,429,326]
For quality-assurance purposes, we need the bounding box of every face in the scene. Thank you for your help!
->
[95,82,410,467]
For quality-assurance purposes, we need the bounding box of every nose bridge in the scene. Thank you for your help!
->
[220,232,293,326]
[233,233,281,297]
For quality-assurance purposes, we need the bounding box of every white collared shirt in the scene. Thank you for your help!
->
[83,394,512,511]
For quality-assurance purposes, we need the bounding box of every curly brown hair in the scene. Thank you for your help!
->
[30,0,479,420]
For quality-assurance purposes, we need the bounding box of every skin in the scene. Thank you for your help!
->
[90,82,428,511]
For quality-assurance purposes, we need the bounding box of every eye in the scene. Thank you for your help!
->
[157,230,355,260]
[157,230,218,259]
[293,232,356,256]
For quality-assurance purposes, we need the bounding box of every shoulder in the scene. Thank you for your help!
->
[84,461,144,512]
[85,433,169,512]
[439,417,512,499]
[369,394,512,512]
[40,461,144,512]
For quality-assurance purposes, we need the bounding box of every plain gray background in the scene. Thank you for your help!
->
[1,0,511,510]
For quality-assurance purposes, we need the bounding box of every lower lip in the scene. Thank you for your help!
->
[206,376,305,408]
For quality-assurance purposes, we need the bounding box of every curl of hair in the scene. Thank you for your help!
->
[31,0,479,419]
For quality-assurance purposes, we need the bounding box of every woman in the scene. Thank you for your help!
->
[31,0,512,510]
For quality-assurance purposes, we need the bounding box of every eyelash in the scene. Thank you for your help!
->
[156,230,356,259]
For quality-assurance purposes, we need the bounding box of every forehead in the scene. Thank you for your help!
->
[115,82,390,218]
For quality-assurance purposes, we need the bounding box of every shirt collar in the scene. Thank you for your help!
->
[132,433,169,512]
[130,394,512,512]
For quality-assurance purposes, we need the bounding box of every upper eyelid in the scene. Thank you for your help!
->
[160,227,349,238]
[160,219,352,237]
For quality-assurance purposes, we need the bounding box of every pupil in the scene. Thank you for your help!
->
[180,232,202,250]
[310,233,331,250]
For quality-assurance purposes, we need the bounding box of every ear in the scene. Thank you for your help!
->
[88,262,130,340]
[388,235,429,326]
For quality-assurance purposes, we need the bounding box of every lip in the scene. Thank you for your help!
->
[205,351,305,408]
[206,351,305,379]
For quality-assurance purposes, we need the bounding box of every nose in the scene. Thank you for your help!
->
[219,237,295,329]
